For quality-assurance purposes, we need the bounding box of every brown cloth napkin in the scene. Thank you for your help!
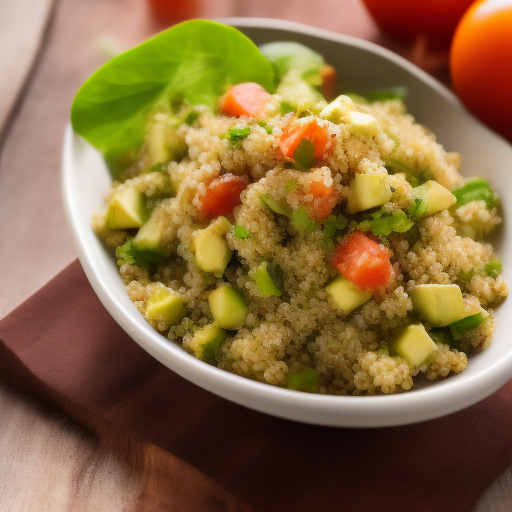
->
[1,259,512,512]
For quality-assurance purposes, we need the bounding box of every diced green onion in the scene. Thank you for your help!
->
[257,121,273,134]
[452,178,496,208]
[233,225,251,239]
[458,269,474,283]
[429,329,456,348]
[485,261,502,278]
[407,198,428,220]
[287,368,319,392]
[449,313,486,340]
[293,138,316,170]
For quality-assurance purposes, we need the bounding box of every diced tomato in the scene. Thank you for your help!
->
[330,231,393,292]
[319,64,337,101]
[197,174,248,218]
[278,118,329,160]
[309,180,337,222]
[220,82,273,119]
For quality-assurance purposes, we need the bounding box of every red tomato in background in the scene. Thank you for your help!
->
[361,0,476,50]
[147,0,198,25]
[450,0,512,142]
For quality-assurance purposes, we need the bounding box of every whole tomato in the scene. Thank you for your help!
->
[361,0,476,50]
[450,0,512,141]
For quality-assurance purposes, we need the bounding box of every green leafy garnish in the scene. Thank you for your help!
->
[287,368,319,392]
[452,178,496,208]
[259,193,291,216]
[227,126,251,144]
[485,261,502,278]
[407,198,428,220]
[280,101,296,115]
[293,138,316,169]
[359,209,413,237]
[449,313,486,340]
[292,206,319,235]
[366,86,408,103]
[233,225,251,239]
[322,215,347,239]
[115,239,166,269]
[71,20,274,175]
[458,269,474,283]
[429,329,457,348]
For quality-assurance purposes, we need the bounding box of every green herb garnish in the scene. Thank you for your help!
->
[458,269,475,283]
[285,179,298,192]
[259,193,291,216]
[485,261,502,278]
[359,209,413,237]
[227,126,251,144]
[115,239,166,269]
[293,138,316,170]
[407,198,428,220]
[280,101,296,115]
[71,20,274,175]
[292,206,319,235]
[452,178,496,208]
[233,225,251,239]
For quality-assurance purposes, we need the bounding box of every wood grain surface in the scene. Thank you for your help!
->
[0,0,511,510]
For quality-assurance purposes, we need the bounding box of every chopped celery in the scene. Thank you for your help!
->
[452,178,496,208]
[287,368,319,392]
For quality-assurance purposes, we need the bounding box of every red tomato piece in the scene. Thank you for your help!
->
[197,174,248,218]
[319,64,337,101]
[220,82,273,119]
[309,180,337,222]
[279,119,330,160]
[331,231,393,292]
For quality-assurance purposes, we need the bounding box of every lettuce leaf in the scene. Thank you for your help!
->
[71,20,274,175]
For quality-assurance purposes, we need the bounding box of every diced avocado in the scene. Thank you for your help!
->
[412,181,456,215]
[326,275,371,314]
[287,368,319,392]
[254,261,283,298]
[145,288,186,330]
[208,286,248,330]
[107,187,147,229]
[146,118,187,166]
[346,111,382,137]
[390,324,438,367]
[410,284,466,327]
[133,209,166,253]
[347,173,392,214]
[319,95,355,123]
[188,324,228,364]
[193,217,233,276]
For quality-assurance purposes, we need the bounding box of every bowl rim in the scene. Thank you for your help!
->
[62,17,512,428]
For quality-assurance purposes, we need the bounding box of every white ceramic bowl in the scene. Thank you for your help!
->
[62,18,512,427]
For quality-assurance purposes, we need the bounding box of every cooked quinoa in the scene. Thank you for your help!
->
[93,52,507,396]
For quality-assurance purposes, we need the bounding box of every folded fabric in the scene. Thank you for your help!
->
[1,259,512,512]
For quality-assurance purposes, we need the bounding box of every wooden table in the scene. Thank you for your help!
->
[0,0,510,509]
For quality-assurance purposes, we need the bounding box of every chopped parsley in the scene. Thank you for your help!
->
[452,178,496,208]
[227,126,251,144]
[115,239,166,269]
[279,101,296,115]
[407,198,428,220]
[359,209,413,237]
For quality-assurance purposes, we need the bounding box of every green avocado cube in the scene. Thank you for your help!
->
[319,95,355,123]
[346,111,382,137]
[188,324,228,364]
[254,261,283,298]
[347,173,392,214]
[133,210,166,253]
[145,288,186,330]
[410,284,466,327]
[326,275,371,314]
[412,181,457,216]
[390,324,438,367]
[193,217,233,276]
[107,187,147,229]
[208,286,248,330]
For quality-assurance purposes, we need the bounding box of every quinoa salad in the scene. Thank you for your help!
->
[87,35,507,396]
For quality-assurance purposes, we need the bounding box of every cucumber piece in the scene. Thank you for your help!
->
[254,261,283,298]
[319,95,355,123]
[326,275,371,314]
[107,187,147,229]
[412,181,456,215]
[391,324,438,367]
[208,286,248,330]
[188,324,228,364]
[410,284,466,327]
[346,111,382,137]
[347,174,392,214]
[145,288,186,330]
